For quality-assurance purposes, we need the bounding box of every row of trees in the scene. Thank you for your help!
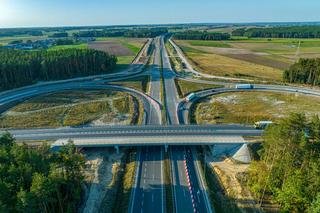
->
[0,133,85,212]
[0,49,117,90]
[173,31,230,40]
[247,113,320,212]
[0,29,43,37]
[49,32,69,38]
[283,58,320,86]
[232,26,320,38]
[73,28,168,38]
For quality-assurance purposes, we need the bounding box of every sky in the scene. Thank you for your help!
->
[0,0,320,28]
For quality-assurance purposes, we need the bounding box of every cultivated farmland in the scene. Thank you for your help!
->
[175,38,320,81]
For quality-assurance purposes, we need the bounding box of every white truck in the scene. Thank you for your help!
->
[236,84,254,89]
[186,93,196,102]
[254,121,273,129]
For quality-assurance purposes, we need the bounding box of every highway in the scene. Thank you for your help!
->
[160,36,212,213]
[129,38,165,213]
[2,34,320,213]
[148,37,162,124]
[161,36,180,124]
[131,146,164,213]
[1,124,262,141]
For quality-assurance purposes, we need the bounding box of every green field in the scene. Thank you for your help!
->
[110,75,150,93]
[0,90,136,128]
[48,43,88,50]
[175,79,222,98]
[175,37,320,82]
[192,91,320,125]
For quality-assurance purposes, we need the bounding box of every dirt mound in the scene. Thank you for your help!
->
[88,41,134,56]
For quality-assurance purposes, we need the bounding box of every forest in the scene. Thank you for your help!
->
[246,113,320,212]
[73,28,168,38]
[0,29,43,37]
[49,32,69,38]
[232,26,320,38]
[0,48,117,91]
[173,31,230,40]
[0,133,85,212]
[283,58,320,86]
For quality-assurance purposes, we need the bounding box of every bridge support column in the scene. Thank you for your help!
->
[114,146,119,154]
[164,144,168,153]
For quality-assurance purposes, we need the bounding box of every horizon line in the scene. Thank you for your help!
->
[1,20,320,30]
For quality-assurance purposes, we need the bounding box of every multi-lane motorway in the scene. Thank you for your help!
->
[160,36,212,213]
[129,37,164,213]
[2,35,320,213]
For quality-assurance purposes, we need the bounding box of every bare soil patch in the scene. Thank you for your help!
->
[210,158,261,212]
[88,41,134,56]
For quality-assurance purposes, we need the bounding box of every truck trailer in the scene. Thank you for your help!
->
[236,84,254,89]
[186,93,196,102]
[254,121,273,129]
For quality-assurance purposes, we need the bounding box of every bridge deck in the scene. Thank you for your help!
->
[52,135,246,148]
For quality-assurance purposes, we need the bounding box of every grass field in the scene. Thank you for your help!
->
[48,43,88,50]
[175,38,320,81]
[0,90,136,128]
[110,75,150,93]
[175,79,222,98]
[193,91,320,125]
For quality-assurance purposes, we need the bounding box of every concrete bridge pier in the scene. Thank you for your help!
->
[164,144,168,152]
[114,145,120,154]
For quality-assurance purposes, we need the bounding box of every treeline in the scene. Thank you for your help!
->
[0,133,85,212]
[0,29,43,37]
[283,58,320,86]
[232,26,320,38]
[246,113,320,212]
[173,31,230,40]
[0,49,117,90]
[73,28,168,38]
[49,32,68,38]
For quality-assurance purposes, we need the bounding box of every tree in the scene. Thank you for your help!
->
[310,193,320,213]
[247,113,320,212]
[0,133,85,212]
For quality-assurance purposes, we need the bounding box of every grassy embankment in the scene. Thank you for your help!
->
[0,90,136,128]
[192,91,320,125]
[174,38,320,82]
[165,41,184,72]
[112,148,137,213]
[196,147,240,213]
[175,79,223,98]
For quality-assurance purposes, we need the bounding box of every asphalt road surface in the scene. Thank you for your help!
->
[129,38,164,213]
[131,146,164,213]
[159,36,211,213]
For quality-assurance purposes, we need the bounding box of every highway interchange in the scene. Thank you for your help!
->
[1,35,320,213]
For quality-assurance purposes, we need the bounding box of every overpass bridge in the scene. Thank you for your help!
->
[1,124,262,152]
